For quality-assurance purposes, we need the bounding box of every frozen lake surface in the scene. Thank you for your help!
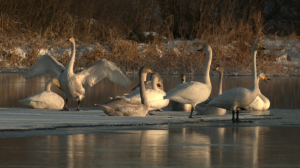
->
[1,73,300,167]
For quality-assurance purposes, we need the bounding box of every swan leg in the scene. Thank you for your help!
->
[60,99,69,111]
[148,111,155,115]
[156,108,163,112]
[74,101,80,111]
[236,110,240,122]
[232,110,235,122]
[188,106,195,118]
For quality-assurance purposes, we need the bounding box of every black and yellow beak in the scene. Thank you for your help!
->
[259,45,266,50]
[157,82,162,87]
[263,76,270,83]
[56,83,61,90]
[197,47,203,52]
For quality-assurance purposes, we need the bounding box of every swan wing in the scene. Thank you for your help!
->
[206,87,254,110]
[23,55,65,79]
[125,89,169,110]
[165,81,211,105]
[78,59,131,88]
[129,89,166,102]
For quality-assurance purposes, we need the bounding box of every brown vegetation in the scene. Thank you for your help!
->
[0,0,298,75]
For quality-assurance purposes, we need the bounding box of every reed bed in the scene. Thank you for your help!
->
[0,0,298,75]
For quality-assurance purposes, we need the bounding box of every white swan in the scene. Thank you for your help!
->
[196,66,226,115]
[131,73,164,91]
[170,74,192,111]
[242,73,270,111]
[121,72,169,111]
[206,44,266,122]
[97,66,153,116]
[164,45,213,118]
[23,37,131,111]
[18,78,64,109]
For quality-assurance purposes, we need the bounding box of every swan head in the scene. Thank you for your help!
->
[150,72,163,84]
[258,73,270,83]
[67,37,75,43]
[140,66,153,75]
[51,78,60,89]
[198,45,212,53]
[253,44,266,51]
[213,65,224,73]
[151,73,162,87]
[181,74,186,83]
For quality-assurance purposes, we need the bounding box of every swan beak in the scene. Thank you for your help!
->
[198,48,203,51]
[259,45,266,50]
[56,83,61,90]
[263,76,270,83]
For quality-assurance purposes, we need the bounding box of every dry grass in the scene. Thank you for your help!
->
[0,0,298,75]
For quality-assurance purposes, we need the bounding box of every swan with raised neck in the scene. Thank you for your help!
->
[165,45,213,118]
[206,44,266,122]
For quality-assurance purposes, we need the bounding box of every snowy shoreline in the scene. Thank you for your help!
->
[0,37,299,76]
[0,107,299,132]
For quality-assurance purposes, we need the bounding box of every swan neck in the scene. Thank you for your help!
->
[140,73,149,107]
[45,80,53,91]
[217,71,223,95]
[65,41,76,74]
[203,49,212,86]
[151,78,158,90]
[252,50,258,90]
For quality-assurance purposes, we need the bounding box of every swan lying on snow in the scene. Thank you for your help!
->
[196,66,226,115]
[23,37,131,111]
[206,44,266,122]
[18,78,64,109]
[242,73,270,111]
[97,66,153,116]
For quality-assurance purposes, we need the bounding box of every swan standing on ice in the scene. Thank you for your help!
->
[18,78,64,109]
[98,66,153,116]
[170,74,192,111]
[196,66,226,115]
[23,37,131,111]
[206,44,266,122]
[242,73,270,111]
[164,45,213,118]
[122,72,169,112]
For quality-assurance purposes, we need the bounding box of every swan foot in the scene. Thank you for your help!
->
[232,119,241,123]
[61,99,69,111]
[188,106,195,118]
[148,111,155,115]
